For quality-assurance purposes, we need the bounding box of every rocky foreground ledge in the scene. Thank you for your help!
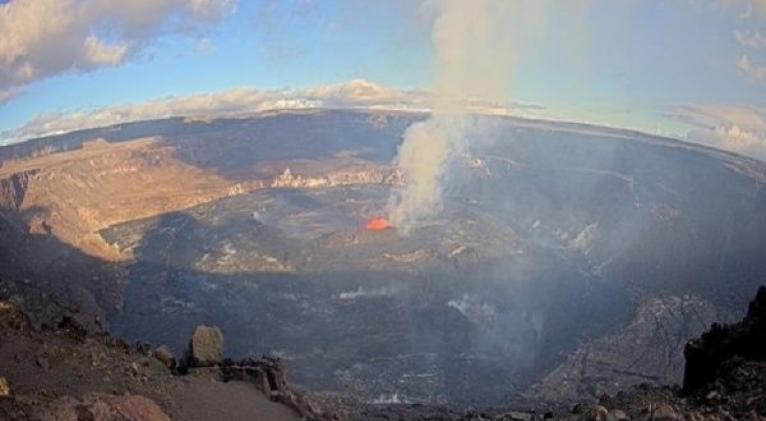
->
[1,286,765,420]
[0,299,334,421]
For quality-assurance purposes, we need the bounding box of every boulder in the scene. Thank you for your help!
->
[0,377,10,397]
[500,411,533,421]
[605,409,628,421]
[189,325,224,367]
[572,403,608,421]
[651,403,678,420]
[154,345,176,370]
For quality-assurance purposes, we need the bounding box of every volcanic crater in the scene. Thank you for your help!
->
[2,109,766,407]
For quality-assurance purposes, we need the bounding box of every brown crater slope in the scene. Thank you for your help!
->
[0,136,398,262]
[0,138,240,260]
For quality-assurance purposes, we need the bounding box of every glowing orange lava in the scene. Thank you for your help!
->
[366,217,392,231]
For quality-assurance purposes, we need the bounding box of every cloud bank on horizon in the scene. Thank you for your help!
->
[0,0,765,162]
[666,105,766,160]
[0,79,547,144]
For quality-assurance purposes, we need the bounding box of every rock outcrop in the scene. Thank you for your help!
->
[0,377,10,398]
[0,297,325,420]
[270,166,401,190]
[220,357,335,421]
[352,285,766,421]
[154,345,176,370]
[0,170,36,212]
[175,324,334,420]
[682,286,766,394]
[534,294,729,402]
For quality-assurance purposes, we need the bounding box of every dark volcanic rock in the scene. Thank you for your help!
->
[0,301,30,332]
[682,286,766,393]
[188,325,224,367]
[154,345,176,370]
[6,110,766,405]
[571,403,608,420]
[220,357,336,421]
[585,285,766,421]
[345,286,766,421]
[534,294,728,402]
[221,357,288,399]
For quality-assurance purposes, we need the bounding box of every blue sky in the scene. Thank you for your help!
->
[1,0,765,157]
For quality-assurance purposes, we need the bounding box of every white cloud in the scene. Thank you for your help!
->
[666,105,766,161]
[735,30,766,49]
[83,36,129,66]
[0,88,20,103]
[731,3,766,83]
[188,0,237,21]
[194,37,217,55]
[738,55,766,81]
[0,0,236,101]
[0,79,546,144]
[303,79,426,109]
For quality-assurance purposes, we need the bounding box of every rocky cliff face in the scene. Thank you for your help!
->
[0,139,400,263]
[0,170,36,212]
[0,127,403,351]
[271,167,401,189]
[533,295,736,402]
[347,285,766,421]
[683,286,766,394]
[0,138,248,261]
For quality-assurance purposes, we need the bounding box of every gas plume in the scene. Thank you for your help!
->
[388,0,549,234]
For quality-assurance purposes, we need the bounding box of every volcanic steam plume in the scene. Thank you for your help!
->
[388,0,549,234]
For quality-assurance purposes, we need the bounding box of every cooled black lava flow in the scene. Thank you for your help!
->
[106,200,632,407]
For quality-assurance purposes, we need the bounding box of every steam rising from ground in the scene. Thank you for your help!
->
[388,116,469,231]
[389,0,549,233]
